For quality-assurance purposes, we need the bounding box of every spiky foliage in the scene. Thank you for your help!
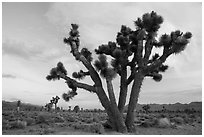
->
[69,24,79,37]
[81,48,93,62]
[158,65,168,72]
[94,54,117,80]
[134,11,163,32]
[46,62,67,81]
[57,62,67,75]
[152,73,162,82]
[66,80,77,91]
[111,58,122,75]
[156,30,192,54]
[72,70,89,80]
[62,90,78,102]
[116,25,132,49]
[95,41,117,55]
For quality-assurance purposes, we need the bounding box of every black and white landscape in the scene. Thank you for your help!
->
[2,2,202,135]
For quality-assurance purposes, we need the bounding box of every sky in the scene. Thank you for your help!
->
[2,2,202,109]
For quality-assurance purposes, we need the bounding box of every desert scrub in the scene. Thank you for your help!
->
[53,115,65,123]
[10,120,27,129]
[171,117,184,125]
[65,116,76,122]
[72,122,105,134]
[36,113,54,124]
[2,119,11,130]
[25,118,36,126]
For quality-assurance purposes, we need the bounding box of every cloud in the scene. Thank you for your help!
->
[2,73,16,79]
[2,39,43,59]
[2,39,65,62]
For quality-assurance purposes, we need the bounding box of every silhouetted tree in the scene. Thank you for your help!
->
[17,100,21,112]
[73,105,80,113]
[46,11,192,132]
[53,96,60,110]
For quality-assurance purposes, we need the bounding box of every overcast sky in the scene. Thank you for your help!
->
[2,2,202,109]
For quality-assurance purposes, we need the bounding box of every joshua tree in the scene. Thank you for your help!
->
[142,104,150,114]
[73,105,80,113]
[17,100,21,112]
[46,11,192,132]
[53,96,60,110]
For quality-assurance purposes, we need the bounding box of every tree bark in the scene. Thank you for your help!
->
[118,67,128,113]
[106,79,127,133]
[125,72,144,132]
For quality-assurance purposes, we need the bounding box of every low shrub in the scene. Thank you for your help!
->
[25,118,35,126]
[140,118,158,127]
[54,115,65,123]
[65,116,76,122]
[157,118,171,128]
[2,119,11,130]
[171,117,184,125]
[36,113,54,124]
[10,120,27,129]
[72,122,105,134]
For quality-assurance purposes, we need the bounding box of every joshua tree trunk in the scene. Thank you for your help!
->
[125,72,144,132]
[106,78,127,133]
[118,67,128,113]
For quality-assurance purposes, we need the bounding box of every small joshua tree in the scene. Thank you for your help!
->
[46,11,192,132]
[53,96,60,110]
[73,105,80,113]
[17,100,21,112]
[142,104,150,114]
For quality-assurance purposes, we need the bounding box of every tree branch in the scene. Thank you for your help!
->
[59,73,96,93]
[144,53,169,74]
[136,40,143,67]
[143,39,153,64]
[65,30,102,87]
[127,67,138,85]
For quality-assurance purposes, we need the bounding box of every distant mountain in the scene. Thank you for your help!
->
[2,100,43,111]
[124,101,202,112]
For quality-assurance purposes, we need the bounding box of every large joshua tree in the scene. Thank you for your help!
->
[46,11,192,132]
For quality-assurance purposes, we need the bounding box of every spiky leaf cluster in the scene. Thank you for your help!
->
[69,24,79,37]
[94,54,117,80]
[156,30,192,54]
[72,70,88,80]
[147,63,168,82]
[81,48,93,62]
[95,41,117,55]
[62,90,78,102]
[111,59,122,75]
[57,62,67,75]
[66,80,77,91]
[152,73,162,82]
[134,11,163,32]
[116,25,132,49]
[147,54,169,82]
[46,62,67,81]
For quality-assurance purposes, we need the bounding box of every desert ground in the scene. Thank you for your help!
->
[2,110,202,135]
